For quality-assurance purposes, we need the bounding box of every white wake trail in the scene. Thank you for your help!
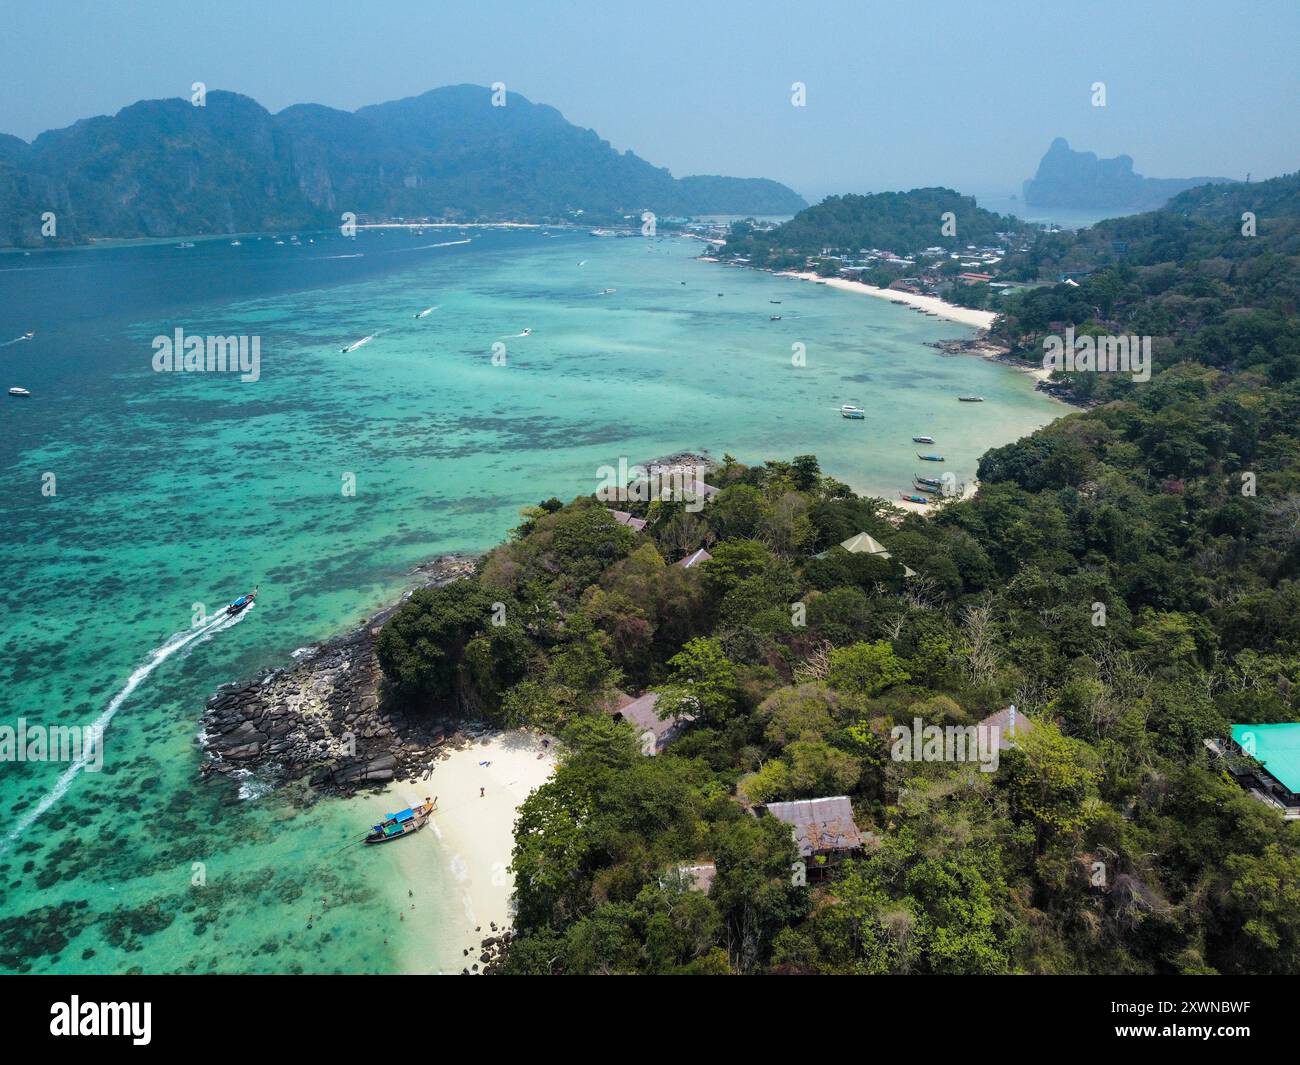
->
[1,607,250,850]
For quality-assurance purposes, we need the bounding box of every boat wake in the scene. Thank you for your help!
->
[396,239,472,253]
[0,332,34,347]
[0,606,251,851]
[341,333,379,353]
[414,306,439,319]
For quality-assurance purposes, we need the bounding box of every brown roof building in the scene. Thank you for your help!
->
[610,509,647,532]
[609,691,692,755]
[978,705,1034,751]
[760,796,865,878]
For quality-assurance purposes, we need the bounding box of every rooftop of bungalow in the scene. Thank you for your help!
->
[660,862,717,894]
[758,796,867,859]
[674,547,712,569]
[609,509,647,532]
[607,691,693,755]
[816,531,917,577]
[978,705,1035,751]
[1206,724,1300,820]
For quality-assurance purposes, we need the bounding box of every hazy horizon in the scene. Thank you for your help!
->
[3,0,1297,203]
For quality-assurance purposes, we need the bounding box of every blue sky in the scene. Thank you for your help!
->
[4,0,1296,200]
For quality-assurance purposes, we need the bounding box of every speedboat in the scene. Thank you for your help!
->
[225,587,258,616]
[958,395,984,402]
[770,315,782,321]
[21,331,34,340]
[520,328,532,336]
[913,435,935,444]
[8,387,31,397]
[841,405,865,419]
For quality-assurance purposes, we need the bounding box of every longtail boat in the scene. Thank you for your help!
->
[363,797,437,845]
[917,453,945,462]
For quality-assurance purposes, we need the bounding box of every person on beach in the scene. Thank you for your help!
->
[480,786,485,797]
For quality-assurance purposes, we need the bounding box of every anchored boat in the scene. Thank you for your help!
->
[958,395,985,402]
[364,797,437,845]
[912,435,935,444]
[841,404,865,419]
[917,453,945,462]
[900,492,930,504]
[914,475,942,489]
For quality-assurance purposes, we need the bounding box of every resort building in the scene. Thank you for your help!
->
[1206,723,1300,819]
[610,509,647,532]
[674,547,712,569]
[608,691,692,755]
[759,796,867,881]
[978,704,1035,752]
[660,862,717,894]
[838,531,918,578]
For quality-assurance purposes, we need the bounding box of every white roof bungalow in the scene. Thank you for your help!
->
[838,532,917,578]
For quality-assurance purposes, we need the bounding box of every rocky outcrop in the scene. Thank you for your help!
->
[200,554,478,796]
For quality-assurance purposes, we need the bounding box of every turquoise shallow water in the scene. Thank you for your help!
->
[0,227,1059,973]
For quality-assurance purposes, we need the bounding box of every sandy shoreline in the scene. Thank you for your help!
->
[380,730,556,973]
[357,222,543,230]
[777,270,998,329]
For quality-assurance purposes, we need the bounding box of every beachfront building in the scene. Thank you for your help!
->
[978,704,1035,752]
[675,548,712,569]
[759,796,867,882]
[1206,724,1300,820]
[608,691,692,755]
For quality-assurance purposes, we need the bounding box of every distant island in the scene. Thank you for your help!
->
[0,85,806,246]
[1022,137,1232,211]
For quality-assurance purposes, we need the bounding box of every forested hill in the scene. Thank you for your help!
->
[372,168,1300,975]
[0,86,806,246]
[719,188,1032,268]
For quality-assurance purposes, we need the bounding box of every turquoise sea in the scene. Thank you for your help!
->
[0,227,1061,973]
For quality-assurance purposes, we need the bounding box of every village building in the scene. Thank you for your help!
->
[609,509,647,532]
[608,691,692,755]
[759,796,867,881]
[1206,723,1300,820]
[977,704,1035,751]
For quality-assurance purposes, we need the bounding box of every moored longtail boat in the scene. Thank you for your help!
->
[364,796,437,845]
[917,453,945,462]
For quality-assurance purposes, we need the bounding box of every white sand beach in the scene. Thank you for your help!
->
[379,730,556,972]
[892,478,980,515]
[357,222,542,230]
[777,270,998,329]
